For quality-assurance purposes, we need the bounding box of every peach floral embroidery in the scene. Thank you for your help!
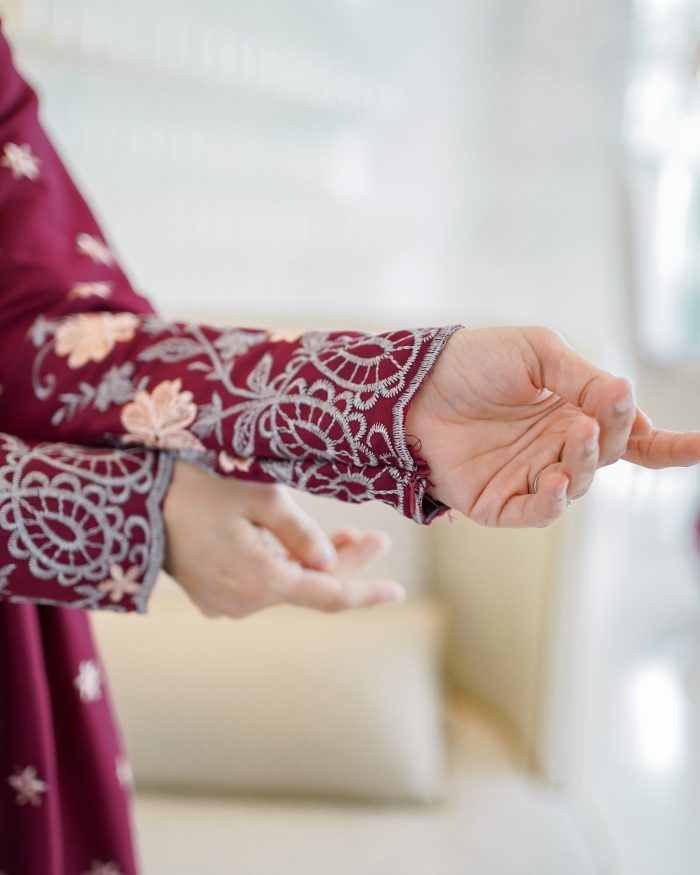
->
[97,564,141,603]
[55,312,139,368]
[68,281,113,301]
[121,379,206,451]
[76,232,115,266]
[218,451,254,473]
[268,328,302,343]
[1,142,40,180]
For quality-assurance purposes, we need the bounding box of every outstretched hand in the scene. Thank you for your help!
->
[163,460,402,618]
[406,326,700,527]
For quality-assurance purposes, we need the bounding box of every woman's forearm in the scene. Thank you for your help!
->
[0,312,458,522]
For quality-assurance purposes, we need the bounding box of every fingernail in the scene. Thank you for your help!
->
[584,435,598,452]
[380,582,406,603]
[555,482,569,500]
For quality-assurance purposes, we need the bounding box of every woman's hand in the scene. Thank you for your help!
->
[162,459,402,618]
[406,326,700,528]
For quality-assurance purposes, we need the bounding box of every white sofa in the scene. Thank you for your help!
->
[93,492,617,875]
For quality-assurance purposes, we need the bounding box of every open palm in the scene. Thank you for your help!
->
[406,327,700,527]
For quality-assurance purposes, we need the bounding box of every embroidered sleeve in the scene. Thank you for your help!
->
[0,432,172,613]
[0,25,459,524]
[6,320,459,521]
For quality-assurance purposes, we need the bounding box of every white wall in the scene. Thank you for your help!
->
[4,0,636,374]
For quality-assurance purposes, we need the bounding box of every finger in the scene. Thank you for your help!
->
[332,530,393,575]
[593,378,637,465]
[329,527,362,548]
[249,490,337,571]
[497,471,569,528]
[271,562,406,613]
[624,429,700,469]
[549,417,599,499]
[528,329,648,462]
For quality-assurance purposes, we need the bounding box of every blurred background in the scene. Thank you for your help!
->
[2,1,700,873]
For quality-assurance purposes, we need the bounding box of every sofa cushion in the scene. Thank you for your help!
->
[131,701,607,875]
[93,588,447,803]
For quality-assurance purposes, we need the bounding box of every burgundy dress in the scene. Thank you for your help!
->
[0,23,456,875]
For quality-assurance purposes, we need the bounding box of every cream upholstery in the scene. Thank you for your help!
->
[92,490,614,874]
[132,702,606,875]
[95,590,447,803]
[431,515,563,764]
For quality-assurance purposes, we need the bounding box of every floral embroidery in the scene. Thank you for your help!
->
[1,141,40,180]
[83,862,123,875]
[218,451,253,473]
[0,434,172,612]
[76,232,115,266]
[69,281,113,301]
[27,313,459,522]
[28,315,58,347]
[213,330,268,361]
[0,562,14,592]
[73,659,102,702]
[93,364,142,411]
[121,379,206,451]
[55,312,139,368]
[98,564,141,603]
[8,766,48,806]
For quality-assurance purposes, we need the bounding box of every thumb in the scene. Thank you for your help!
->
[248,490,337,571]
[526,327,639,418]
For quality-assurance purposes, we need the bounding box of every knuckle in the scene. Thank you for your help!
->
[531,325,562,348]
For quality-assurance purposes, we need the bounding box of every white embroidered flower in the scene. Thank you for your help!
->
[98,564,141,603]
[115,754,133,790]
[1,142,41,180]
[268,328,302,343]
[68,281,113,301]
[76,232,115,266]
[94,363,137,411]
[218,451,254,473]
[83,862,123,875]
[73,659,102,702]
[55,312,140,368]
[213,330,268,360]
[121,379,206,451]
[8,766,48,806]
